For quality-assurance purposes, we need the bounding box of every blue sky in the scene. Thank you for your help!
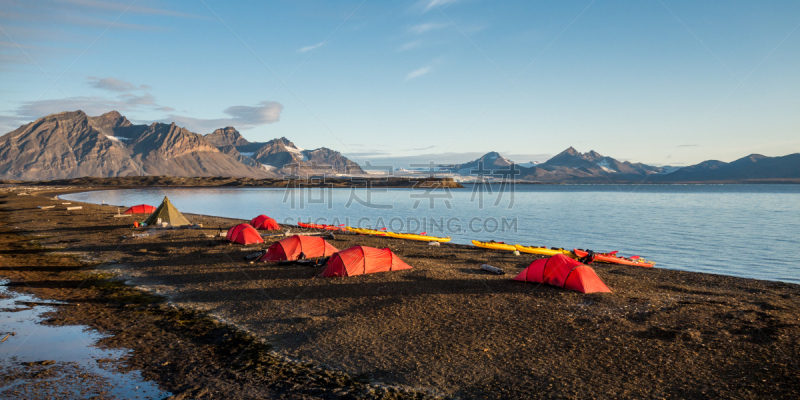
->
[1,0,799,167]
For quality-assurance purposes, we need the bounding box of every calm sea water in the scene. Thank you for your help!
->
[63,184,800,284]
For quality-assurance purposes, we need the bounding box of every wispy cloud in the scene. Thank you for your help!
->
[118,93,157,106]
[297,42,324,53]
[397,40,422,52]
[165,101,283,133]
[54,0,206,19]
[345,150,392,157]
[2,77,170,132]
[406,66,432,81]
[678,144,699,147]
[88,77,148,92]
[417,0,460,13]
[0,0,205,65]
[411,145,436,151]
[0,75,282,134]
[12,95,159,121]
[357,151,554,168]
[408,22,447,34]
[0,41,44,50]
[223,101,283,125]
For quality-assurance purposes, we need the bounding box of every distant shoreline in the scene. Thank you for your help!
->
[2,176,800,188]
[0,176,464,189]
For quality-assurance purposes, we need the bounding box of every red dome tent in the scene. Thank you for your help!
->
[123,204,156,214]
[226,223,264,245]
[513,254,611,293]
[250,215,280,230]
[319,246,412,278]
[259,235,339,262]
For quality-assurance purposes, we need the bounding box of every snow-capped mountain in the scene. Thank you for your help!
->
[439,151,515,175]
[204,130,363,176]
[0,111,273,180]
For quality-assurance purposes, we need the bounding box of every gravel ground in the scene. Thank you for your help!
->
[1,186,799,399]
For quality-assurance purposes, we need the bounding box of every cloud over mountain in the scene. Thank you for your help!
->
[88,77,150,92]
[165,101,283,133]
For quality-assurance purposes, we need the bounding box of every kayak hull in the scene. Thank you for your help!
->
[515,244,577,258]
[298,222,344,231]
[345,227,388,236]
[385,232,451,242]
[472,240,516,251]
[573,249,655,268]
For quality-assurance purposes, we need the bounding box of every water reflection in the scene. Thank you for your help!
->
[0,281,169,399]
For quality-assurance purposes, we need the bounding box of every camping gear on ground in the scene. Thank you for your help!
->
[251,215,280,230]
[573,249,655,268]
[309,257,330,268]
[226,224,264,245]
[480,264,505,275]
[298,222,345,231]
[471,240,516,251]
[385,231,451,242]
[143,196,191,227]
[319,246,412,278]
[513,254,612,293]
[123,204,157,214]
[515,244,577,258]
[259,235,339,262]
[428,241,440,246]
[245,250,267,260]
[577,249,597,264]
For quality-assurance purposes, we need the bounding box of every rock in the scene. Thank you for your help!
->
[22,360,56,366]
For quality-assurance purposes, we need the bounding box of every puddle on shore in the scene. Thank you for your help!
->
[0,281,170,399]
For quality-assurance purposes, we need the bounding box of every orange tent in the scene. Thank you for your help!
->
[226,223,264,245]
[259,235,339,262]
[320,246,412,278]
[123,204,156,214]
[513,254,611,293]
[250,215,280,230]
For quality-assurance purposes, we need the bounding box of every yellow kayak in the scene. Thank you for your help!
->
[472,240,516,251]
[385,232,451,242]
[515,244,577,258]
[345,227,388,236]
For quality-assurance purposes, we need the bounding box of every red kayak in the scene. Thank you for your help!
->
[297,222,344,231]
[573,249,655,268]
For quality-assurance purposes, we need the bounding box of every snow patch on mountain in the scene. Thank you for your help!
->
[105,135,132,142]
[658,166,683,174]
[286,145,305,154]
[596,159,616,173]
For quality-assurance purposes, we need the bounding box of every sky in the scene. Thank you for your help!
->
[1,0,799,168]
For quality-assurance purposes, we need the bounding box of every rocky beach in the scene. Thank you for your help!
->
[1,185,799,399]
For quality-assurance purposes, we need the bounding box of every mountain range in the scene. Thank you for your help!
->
[1,110,798,183]
[204,128,363,176]
[516,147,669,182]
[443,147,800,183]
[0,111,361,180]
[439,147,668,181]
